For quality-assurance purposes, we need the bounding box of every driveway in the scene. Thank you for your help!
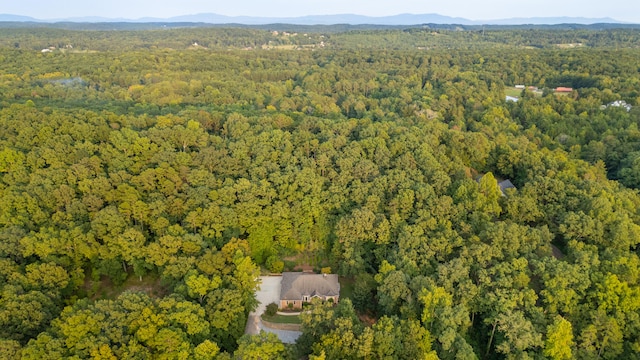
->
[245,276,302,344]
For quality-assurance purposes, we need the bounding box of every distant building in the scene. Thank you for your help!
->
[506,96,519,102]
[280,272,340,310]
[498,180,516,195]
[555,87,573,92]
[604,100,632,112]
[478,174,517,196]
[41,49,52,53]
[528,86,538,91]
[515,85,525,89]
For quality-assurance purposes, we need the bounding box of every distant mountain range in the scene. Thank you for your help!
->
[0,13,628,25]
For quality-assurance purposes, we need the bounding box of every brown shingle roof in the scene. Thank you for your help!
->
[280,272,340,301]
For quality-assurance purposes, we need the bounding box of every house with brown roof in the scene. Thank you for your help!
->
[280,272,340,310]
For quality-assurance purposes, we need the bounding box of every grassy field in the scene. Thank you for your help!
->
[506,87,544,98]
[262,313,302,324]
[505,88,523,97]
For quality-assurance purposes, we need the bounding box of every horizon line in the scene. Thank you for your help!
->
[0,12,626,24]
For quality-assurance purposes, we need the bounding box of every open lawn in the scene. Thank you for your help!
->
[262,313,302,324]
[506,87,543,98]
[505,88,523,97]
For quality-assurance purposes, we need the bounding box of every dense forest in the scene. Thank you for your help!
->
[0,26,639,359]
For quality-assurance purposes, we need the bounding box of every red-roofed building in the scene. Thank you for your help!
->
[555,87,573,92]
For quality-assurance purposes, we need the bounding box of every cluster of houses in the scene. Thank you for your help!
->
[506,85,575,102]
[271,31,298,37]
[506,84,542,102]
[41,44,73,53]
[515,85,539,91]
[601,100,632,112]
[514,85,573,93]
[507,85,634,113]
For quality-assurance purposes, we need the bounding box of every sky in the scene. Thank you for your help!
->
[2,0,640,23]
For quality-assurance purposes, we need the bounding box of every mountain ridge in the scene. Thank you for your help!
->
[0,12,628,25]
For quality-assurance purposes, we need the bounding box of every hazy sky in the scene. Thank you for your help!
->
[3,0,639,23]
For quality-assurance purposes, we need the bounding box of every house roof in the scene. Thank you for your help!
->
[607,100,632,111]
[280,272,340,301]
[498,179,516,193]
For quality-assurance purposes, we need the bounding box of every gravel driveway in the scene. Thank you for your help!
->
[244,276,302,344]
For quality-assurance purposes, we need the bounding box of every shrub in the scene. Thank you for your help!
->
[272,260,285,273]
[266,256,285,273]
[265,302,278,316]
